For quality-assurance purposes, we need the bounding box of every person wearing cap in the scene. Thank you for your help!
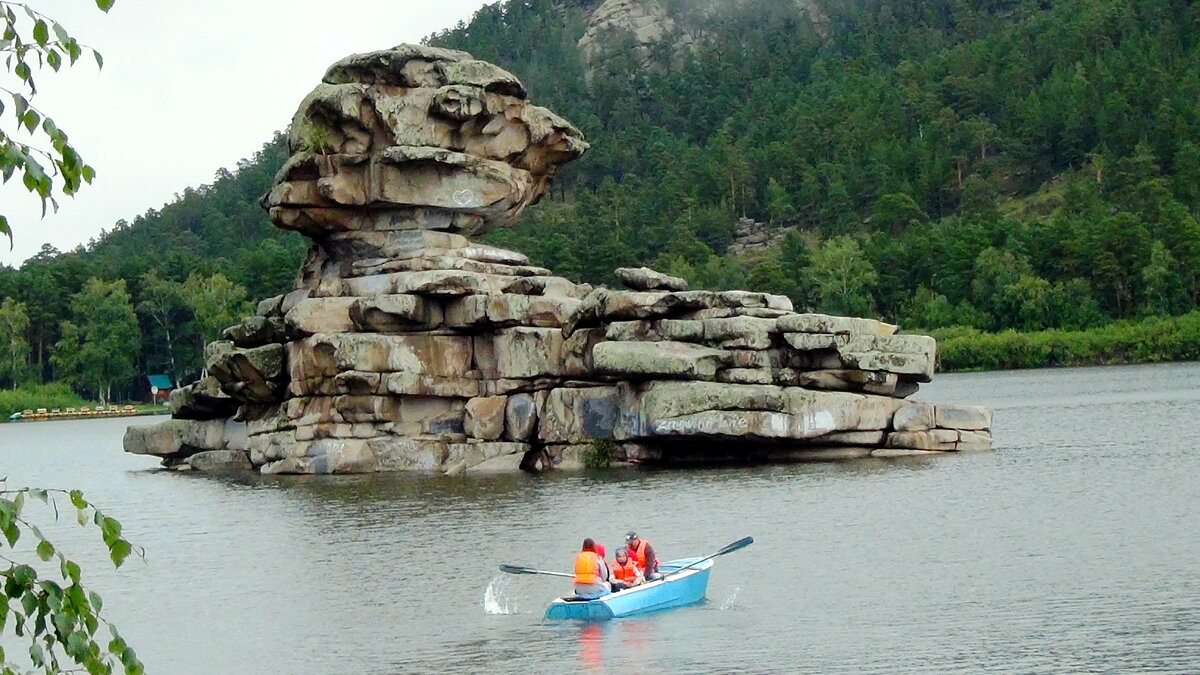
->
[572,538,611,599]
[624,531,660,579]
[610,547,643,591]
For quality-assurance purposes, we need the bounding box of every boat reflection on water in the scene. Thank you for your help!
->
[577,622,604,670]
[575,618,654,670]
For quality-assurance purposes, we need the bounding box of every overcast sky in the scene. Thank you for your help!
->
[0,0,496,266]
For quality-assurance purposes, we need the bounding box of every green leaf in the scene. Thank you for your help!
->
[36,540,54,561]
[66,630,87,657]
[12,564,36,586]
[101,515,121,539]
[14,60,30,82]
[47,48,61,71]
[96,0,116,12]
[2,520,19,546]
[94,49,104,69]
[33,20,48,46]
[61,558,81,584]
[22,109,40,133]
[41,580,64,610]
[109,539,132,568]
[122,647,143,675]
[69,489,87,509]
[21,591,36,615]
[87,590,102,613]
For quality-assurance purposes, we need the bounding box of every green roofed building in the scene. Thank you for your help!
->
[147,374,175,403]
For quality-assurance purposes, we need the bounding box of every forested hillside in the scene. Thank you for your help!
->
[2,0,1199,401]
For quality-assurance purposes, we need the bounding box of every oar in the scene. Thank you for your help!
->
[499,564,574,579]
[662,536,754,579]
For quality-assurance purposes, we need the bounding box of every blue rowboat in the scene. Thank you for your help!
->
[544,557,712,621]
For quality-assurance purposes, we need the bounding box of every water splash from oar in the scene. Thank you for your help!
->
[721,586,741,610]
[484,576,519,615]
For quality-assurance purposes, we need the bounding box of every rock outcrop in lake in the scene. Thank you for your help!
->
[123,45,993,474]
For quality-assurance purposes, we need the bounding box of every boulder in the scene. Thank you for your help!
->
[956,430,993,451]
[592,341,728,379]
[446,441,529,471]
[504,393,537,441]
[491,327,564,378]
[614,267,688,292]
[886,429,959,451]
[776,313,898,337]
[935,405,993,430]
[123,419,230,458]
[620,381,902,441]
[538,387,620,443]
[893,402,935,431]
[837,334,937,381]
[465,396,507,440]
[284,297,357,336]
[186,450,252,472]
[169,376,240,420]
[207,343,288,403]
[288,334,472,379]
[350,295,443,332]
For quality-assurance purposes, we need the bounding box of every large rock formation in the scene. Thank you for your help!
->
[124,45,992,474]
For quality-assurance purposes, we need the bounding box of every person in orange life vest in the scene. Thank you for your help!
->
[609,547,644,591]
[625,531,661,579]
[573,538,611,599]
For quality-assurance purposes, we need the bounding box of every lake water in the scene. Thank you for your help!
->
[2,363,1199,673]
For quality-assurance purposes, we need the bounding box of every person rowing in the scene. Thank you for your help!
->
[572,538,611,599]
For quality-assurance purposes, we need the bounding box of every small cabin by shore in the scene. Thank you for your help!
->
[147,374,175,404]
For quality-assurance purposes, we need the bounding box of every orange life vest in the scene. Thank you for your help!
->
[573,551,601,585]
[612,558,640,583]
[628,539,659,573]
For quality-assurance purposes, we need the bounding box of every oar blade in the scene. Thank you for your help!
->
[716,536,754,556]
[500,564,536,575]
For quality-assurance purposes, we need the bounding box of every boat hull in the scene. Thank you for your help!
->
[543,557,712,621]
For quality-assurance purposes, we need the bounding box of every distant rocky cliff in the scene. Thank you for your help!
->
[123,45,992,475]
[578,0,827,81]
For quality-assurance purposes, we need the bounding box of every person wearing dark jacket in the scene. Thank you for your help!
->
[624,531,660,579]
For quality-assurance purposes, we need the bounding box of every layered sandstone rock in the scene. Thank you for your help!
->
[123,45,992,474]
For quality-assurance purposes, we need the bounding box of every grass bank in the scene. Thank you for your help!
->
[929,312,1200,372]
[0,383,167,418]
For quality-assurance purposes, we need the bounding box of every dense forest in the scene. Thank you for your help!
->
[2,0,1200,402]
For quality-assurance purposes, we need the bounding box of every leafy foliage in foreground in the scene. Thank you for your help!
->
[0,481,143,675]
[0,0,115,243]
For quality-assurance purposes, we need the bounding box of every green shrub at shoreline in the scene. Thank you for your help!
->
[930,313,1200,372]
[0,383,87,417]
